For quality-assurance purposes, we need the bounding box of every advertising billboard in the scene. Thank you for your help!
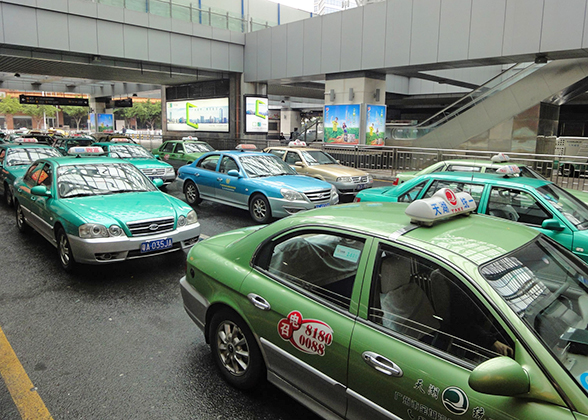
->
[324,104,360,144]
[97,114,114,132]
[244,96,268,133]
[366,105,387,145]
[166,98,229,132]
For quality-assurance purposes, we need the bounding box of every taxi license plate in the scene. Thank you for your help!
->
[141,238,172,253]
[315,203,330,209]
[356,183,367,190]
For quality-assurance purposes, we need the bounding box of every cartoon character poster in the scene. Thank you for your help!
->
[324,104,360,144]
[366,105,386,145]
[97,114,114,132]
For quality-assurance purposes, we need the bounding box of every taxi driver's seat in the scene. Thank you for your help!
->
[379,255,440,340]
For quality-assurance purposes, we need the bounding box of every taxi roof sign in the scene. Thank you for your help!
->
[182,136,198,140]
[110,137,131,143]
[18,138,38,143]
[405,188,477,226]
[67,146,103,155]
[491,153,510,163]
[288,139,307,147]
[235,144,257,150]
[496,165,521,176]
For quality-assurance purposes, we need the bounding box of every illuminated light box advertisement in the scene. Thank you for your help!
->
[244,96,268,133]
[88,113,96,132]
[366,105,387,145]
[97,113,114,132]
[167,98,229,132]
[324,104,360,144]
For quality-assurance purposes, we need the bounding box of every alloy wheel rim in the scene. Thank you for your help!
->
[59,235,70,266]
[216,321,249,376]
[186,184,196,202]
[253,199,266,220]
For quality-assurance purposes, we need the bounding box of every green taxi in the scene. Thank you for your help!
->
[180,191,588,420]
[52,136,95,155]
[356,169,588,263]
[13,153,200,271]
[92,142,176,186]
[152,139,215,171]
[0,140,62,206]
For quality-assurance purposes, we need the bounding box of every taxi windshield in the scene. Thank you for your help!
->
[480,238,588,393]
[5,148,61,166]
[184,143,214,153]
[536,184,588,230]
[56,163,157,198]
[300,150,338,166]
[240,155,297,177]
[109,144,153,159]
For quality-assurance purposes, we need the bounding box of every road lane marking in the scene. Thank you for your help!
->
[0,325,53,420]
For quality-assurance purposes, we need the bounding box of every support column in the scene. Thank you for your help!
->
[324,72,386,145]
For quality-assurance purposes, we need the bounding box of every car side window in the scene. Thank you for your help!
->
[24,163,43,188]
[162,142,175,153]
[487,187,552,225]
[267,149,286,159]
[398,180,428,203]
[0,149,5,164]
[368,245,514,366]
[256,232,365,311]
[175,143,185,153]
[198,155,220,171]
[38,164,52,188]
[423,180,484,206]
[285,151,301,165]
[219,156,239,174]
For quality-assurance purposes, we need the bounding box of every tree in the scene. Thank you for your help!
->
[61,106,90,131]
[133,100,161,130]
[20,104,58,129]
[0,96,22,116]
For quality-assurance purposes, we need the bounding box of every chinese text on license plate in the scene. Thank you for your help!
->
[141,238,172,253]
[356,184,366,190]
[315,203,330,209]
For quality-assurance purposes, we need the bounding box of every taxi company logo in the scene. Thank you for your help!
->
[444,189,457,206]
[277,311,333,356]
[441,387,469,415]
[148,223,160,231]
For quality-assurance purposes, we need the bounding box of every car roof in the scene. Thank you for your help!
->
[272,202,539,265]
[411,170,552,189]
[38,156,126,166]
[203,150,273,157]
[266,146,322,152]
[92,142,138,146]
[0,143,56,149]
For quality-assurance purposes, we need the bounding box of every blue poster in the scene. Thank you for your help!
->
[324,104,360,144]
[366,105,387,145]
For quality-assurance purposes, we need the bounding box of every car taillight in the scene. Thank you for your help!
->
[354,197,361,202]
[392,177,399,185]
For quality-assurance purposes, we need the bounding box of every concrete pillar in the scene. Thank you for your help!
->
[281,109,301,139]
[324,72,386,145]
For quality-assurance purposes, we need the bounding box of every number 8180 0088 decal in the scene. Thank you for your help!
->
[277,311,333,356]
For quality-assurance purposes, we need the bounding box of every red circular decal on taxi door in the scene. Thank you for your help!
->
[445,189,457,205]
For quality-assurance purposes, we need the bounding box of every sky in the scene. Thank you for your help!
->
[269,0,314,12]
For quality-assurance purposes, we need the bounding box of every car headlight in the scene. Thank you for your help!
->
[164,167,175,175]
[331,185,337,196]
[336,176,353,182]
[186,210,198,225]
[281,188,306,201]
[79,223,123,238]
[178,215,186,227]
[367,174,373,182]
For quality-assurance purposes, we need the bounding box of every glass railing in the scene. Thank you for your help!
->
[85,0,278,33]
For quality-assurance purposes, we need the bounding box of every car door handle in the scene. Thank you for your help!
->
[217,177,223,181]
[247,293,271,311]
[362,351,403,377]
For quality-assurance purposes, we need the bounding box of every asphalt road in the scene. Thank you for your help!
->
[0,180,390,419]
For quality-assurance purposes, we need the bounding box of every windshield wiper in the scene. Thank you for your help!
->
[63,193,96,198]
[111,189,143,194]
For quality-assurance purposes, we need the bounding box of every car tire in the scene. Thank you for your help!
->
[15,201,29,233]
[57,228,76,272]
[183,180,202,205]
[4,183,13,207]
[209,309,265,390]
[560,163,579,178]
[249,194,271,224]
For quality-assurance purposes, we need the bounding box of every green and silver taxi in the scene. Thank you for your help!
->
[180,191,588,420]
[13,153,200,271]
[92,141,176,186]
[151,139,215,171]
[263,145,373,197]
[52,135,95,155]
[356,169,588,263]
[0,139,62,206]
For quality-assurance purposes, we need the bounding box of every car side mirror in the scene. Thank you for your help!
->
[31,185,52,197]
[469,357,529,396]
[542,219,565,231]
[152,178,164,188]
[227,169,241,178]
[295,161,304,167]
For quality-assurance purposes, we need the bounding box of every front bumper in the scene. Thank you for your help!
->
[269,194,339,218]
[180,276,209,333]
[333,180,374,196]
[68,222,201,264]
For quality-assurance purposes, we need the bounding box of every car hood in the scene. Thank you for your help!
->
[256,174,332,191]
[304,164,369,179]
[567,188,588,205]
[3,165,28,180]
[123,158,172,169]
[59,191,184,225]
[397,171,418,181]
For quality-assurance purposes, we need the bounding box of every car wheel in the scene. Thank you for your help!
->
[561,163,578,177]
[4,183,13,207]
[15,202,29,233]
[57,228,76,272]
[249,194,271,224]
[209,309,265,390]
[183,180,202,205]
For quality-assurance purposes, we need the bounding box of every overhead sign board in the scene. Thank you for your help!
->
[19,95,89,106]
